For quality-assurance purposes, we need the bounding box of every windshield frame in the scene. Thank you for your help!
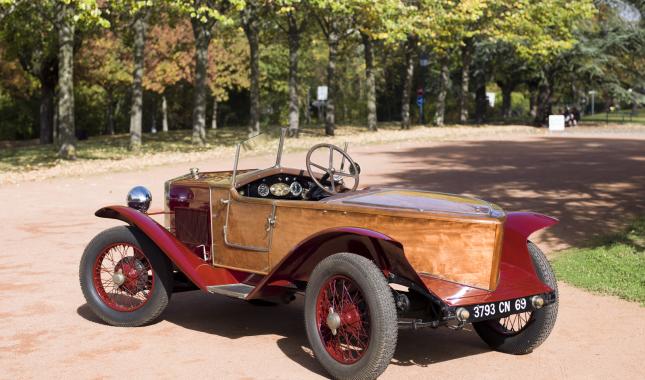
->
[231,128,287,188]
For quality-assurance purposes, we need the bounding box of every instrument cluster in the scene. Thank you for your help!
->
[239,174,315,200]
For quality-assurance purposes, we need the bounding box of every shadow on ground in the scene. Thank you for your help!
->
[78,292,490,376]
[366,137,645,249]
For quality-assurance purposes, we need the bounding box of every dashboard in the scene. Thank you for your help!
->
[238,173,317,200]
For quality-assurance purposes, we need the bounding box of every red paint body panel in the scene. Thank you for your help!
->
[95,205,242,290]
[420,212,558,306]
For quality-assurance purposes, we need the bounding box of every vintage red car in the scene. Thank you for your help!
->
[80,129,558,379]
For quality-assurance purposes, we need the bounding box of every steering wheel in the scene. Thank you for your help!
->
[306,143,360,195]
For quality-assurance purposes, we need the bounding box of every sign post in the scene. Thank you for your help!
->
[317,86,328,125]
[588,90,597,115]
[417,88,425,125]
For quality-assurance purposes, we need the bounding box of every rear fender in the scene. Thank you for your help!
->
[501,212,558,275]
[247,227,427,299]
[95,205,240,290]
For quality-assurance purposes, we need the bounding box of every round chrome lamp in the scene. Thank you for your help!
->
[127,186,152,212]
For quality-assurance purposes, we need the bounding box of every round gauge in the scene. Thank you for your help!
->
[290,181,303,196]
[270,182,290,197]
[257,183,270,197]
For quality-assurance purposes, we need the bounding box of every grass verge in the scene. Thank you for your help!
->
[551,217,645,306]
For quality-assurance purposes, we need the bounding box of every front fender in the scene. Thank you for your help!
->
[95,205,239,290]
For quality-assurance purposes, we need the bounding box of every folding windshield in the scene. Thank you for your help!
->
[231,129,286,187]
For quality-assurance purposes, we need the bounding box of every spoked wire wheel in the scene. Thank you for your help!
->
[305,253,397,380]
[496,311,534,335]
[80,226,172,327]
[92,242,154,312]
[473,241,558,354]
[315,275,370,364]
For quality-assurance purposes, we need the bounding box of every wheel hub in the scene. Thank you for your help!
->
[114,257,147,295]
[112,269,125,286]
[326,307,341,335]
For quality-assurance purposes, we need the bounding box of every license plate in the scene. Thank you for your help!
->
[465,296,532,322]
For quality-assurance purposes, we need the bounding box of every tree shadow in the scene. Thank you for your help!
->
[362,136,645,250]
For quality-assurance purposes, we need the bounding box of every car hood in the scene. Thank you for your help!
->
[328,188,504,219]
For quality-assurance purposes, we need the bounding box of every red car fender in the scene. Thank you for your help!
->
[246,227,426,299]
[95,205,241,290]
[501,212,559,273]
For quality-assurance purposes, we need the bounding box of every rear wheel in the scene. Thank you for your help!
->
[80,226,173,326]
[473,241,558,354]
[305,253,397,380]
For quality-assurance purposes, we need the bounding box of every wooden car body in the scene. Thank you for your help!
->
[95,132,556,323]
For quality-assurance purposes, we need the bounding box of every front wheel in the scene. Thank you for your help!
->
[79,226,173,327]
[305,253,397,380]
[473,241,558,354]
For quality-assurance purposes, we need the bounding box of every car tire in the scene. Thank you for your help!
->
[304,253,397,380]
[473,241,558,354]
[79,225,173,327]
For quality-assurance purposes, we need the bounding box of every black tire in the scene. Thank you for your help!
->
[79,226,173,327]
[304,253,397,380]
[473,241,558,354]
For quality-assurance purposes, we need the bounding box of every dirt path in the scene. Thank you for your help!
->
[1,132,643,379]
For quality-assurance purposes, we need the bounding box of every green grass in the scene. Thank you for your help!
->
[552,217,645,306]
[582,108,645,124]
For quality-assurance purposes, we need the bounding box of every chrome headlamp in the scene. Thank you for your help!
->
[127,186,152,212]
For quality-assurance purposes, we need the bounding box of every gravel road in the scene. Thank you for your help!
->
[1,131,643,379]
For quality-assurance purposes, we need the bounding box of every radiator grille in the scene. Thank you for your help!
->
[175,207,210,245]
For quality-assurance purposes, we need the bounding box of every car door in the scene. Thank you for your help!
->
[223,189,276,252]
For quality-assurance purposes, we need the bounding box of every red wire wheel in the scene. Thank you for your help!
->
[92,242,154,312]
[315,275,371,364]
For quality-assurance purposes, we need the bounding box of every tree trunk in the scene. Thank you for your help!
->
[305,90,311,125]
[39,81,55,144]
[400,36,416,129]
[106,90,115,135]
[500,82,514,119]
[243,7,261,137]
[474,73,487,124]
[55,1,76,159]
[535,78,552,125]
[129,10,148,150]
[434,60,449,126]
[150,96,157,133]
[191,17,212,146]
[528,81,538,119]
[162,93,169,132]
[324,29,339,136]
[287,17,300,134]
[211,98,218,130]
[362,32,377,132]
[459,40,472,124]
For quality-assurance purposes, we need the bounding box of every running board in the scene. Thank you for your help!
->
[207,284,255,300]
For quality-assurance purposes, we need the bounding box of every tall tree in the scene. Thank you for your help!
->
[55,0,77,159]
[312,0,353,136]
[272,0,307,135]
[128,4,150,150]
[351,0,406,132]
[400,35,416,129]
[170,0,240,145]
[241,0,262,137]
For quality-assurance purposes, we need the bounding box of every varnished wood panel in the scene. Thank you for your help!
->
[270,206,501,290]
[202,176,504,288]
[209,189,270,274]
